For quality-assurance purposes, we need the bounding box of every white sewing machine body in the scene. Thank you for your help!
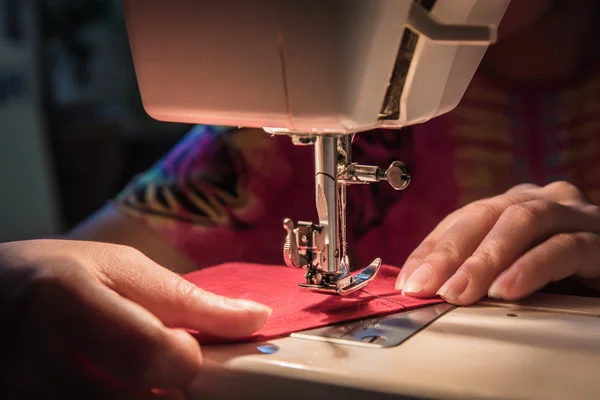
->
[123,0,600,398]
[189,295,600,400]
[123,0,507,134]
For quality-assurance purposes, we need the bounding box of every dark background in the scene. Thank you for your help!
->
[0,0,191,239]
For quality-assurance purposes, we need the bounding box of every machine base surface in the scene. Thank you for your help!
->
[188,293,600,400]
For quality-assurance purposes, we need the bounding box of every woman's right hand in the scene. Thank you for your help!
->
[0,239,271,399]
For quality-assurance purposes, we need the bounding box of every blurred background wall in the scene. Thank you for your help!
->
[0,0,191,240]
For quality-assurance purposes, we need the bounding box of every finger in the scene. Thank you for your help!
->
[397,185,541,289]
[400,191,538,297]
[438,200,600,305]
[395,184,540,294]
[537,180,588,203]
[488,232,600,300]
[27,265,202,391]
[506,181,585,204]
[505,183,540,194]
[94,245,272,338]
[395,235,440,291]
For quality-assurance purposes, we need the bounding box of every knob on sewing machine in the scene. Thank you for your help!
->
[282,135,411,295]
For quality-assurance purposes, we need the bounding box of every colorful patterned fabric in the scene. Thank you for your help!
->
[114,67,600,270]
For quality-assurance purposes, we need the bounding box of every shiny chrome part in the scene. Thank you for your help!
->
[338,160,411,190]
[385,161,411,190]
[337,258,382,295]
[282,218,303,268]
[315,136,339,274]
[291,303,455,348]
[282,133,410,295]
[297,258,381,295]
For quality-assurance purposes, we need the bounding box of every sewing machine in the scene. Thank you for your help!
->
[124,0,600,398]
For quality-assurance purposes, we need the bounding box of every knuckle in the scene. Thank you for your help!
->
[172,278,208,319]
[114,244,146,260]
[581,203,600,215]
[174,277,202,304]
[29,257,78,289]
[504,200,552,224]
[434,240,465,262]
[468,201,500,219]
[23,272,61,302]
[507,183,539,194]
[471,241,505,269]
[20,258,88,306]
[414,239,437,256]
[556,232,597,250]
[445,208,462,220]
[546,180,582,199]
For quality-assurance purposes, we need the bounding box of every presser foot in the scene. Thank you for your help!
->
[298,257,383,296]
[283,218,382,295]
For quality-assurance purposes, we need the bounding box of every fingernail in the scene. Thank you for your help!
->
[488,270,517,300]
[402,264,432,295]
[395,258,421,290]
[487,280,505,300]
[395,275,406,291]
[224,298,273,315]
[436,270,470,301]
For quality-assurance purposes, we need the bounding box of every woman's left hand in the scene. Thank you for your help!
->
[395,181,600,305]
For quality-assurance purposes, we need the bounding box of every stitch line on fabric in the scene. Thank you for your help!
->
[358,288,409,307]
[263,298,401,325]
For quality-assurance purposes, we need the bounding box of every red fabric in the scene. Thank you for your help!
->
[183,263,444,344]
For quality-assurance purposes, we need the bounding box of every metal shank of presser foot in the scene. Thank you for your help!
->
[282,134,411,296]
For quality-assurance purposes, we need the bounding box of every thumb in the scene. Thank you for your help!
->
[97,246,272,338]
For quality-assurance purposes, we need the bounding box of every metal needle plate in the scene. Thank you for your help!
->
[291,303,455,348]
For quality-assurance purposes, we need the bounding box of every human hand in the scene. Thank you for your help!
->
[0,239,271,399]
[395,182,600,305]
